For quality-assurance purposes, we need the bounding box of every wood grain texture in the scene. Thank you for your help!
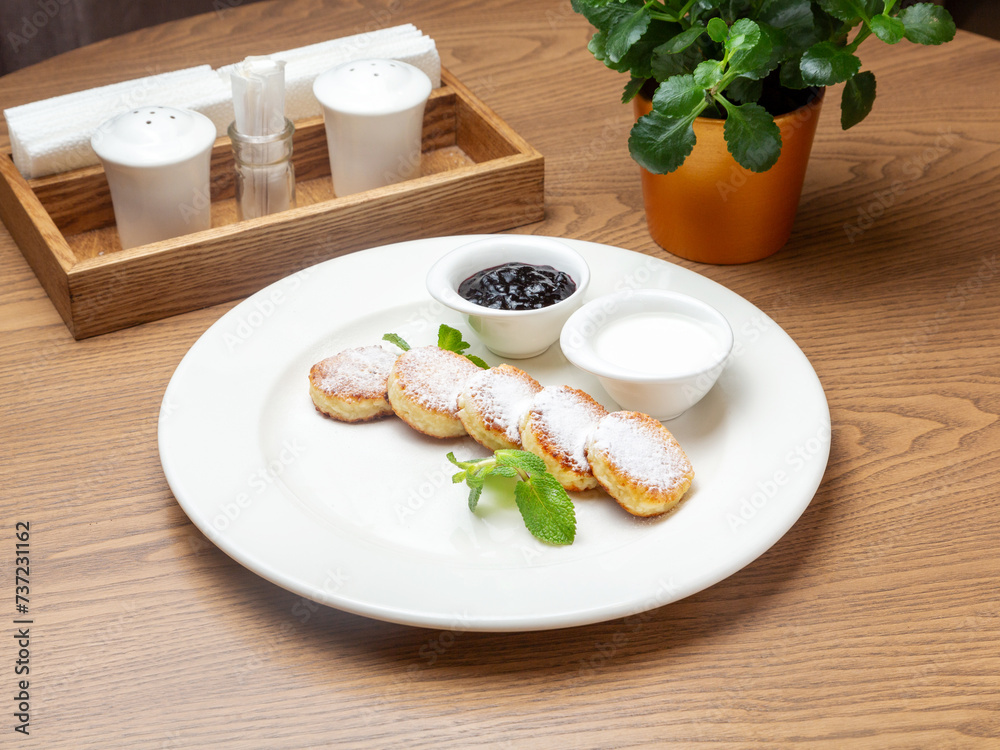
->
[1,1,998,748]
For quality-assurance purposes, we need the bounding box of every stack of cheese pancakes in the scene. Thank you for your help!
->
[309,345,694,517]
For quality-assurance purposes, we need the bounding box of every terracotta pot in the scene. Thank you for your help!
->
[634,88,824,264]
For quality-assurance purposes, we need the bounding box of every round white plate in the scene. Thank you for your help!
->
[158,235,830,632]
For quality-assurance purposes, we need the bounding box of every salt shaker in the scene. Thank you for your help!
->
[313,59,432,197]
[91,106,216,249]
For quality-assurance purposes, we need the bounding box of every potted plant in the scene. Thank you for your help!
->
[571,0,956,263]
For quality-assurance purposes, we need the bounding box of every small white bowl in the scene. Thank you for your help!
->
[560,289,734,420]
[426,236,591,359]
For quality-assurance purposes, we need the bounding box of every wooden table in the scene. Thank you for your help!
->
[2,1,998,746]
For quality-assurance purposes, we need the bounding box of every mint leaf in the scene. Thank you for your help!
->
[450,449,577,545]
[466,476,485,511]
[799,41,861,85]
[382,332,411,351]
[447,452,495,511]
[629,108,698,174]
[841,70,876,129]
[494,449,547,476]
[437,323,470,353]
[723,101,782,172]
[899,4,956,45]
[465,354,490,369]
[870,13,905,44]
[706,17,729,43]
[436,323,488,368]
[514,473,576,546]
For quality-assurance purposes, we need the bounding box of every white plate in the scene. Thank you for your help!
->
[158,235,830,632]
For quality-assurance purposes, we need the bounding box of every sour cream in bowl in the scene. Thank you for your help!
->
[560,289,733,420]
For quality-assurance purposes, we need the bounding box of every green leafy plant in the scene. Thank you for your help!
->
[571,0,956,174]
[383,324,489,368]
[447,450,577,545]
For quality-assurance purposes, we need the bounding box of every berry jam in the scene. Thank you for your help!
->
[458,262,577,310]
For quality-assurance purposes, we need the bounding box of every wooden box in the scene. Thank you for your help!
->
[0,68,544,339]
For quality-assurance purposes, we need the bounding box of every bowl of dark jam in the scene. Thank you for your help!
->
[426,236,590,358]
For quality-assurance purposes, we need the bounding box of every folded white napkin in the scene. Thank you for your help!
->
[3,24,440,179]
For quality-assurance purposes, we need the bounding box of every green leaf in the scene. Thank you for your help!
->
[870,13,905,44]
[722,101,782,172]
[816,0,875,23]
[693,59,725,88]
[726,18,771,74]
[382,332,410,351]
[436,324,487,367]
[758,0,823,50]
[841,70,876,129]
[495,449,547,475]
[467,480,484,512]
[656,24,706,55]
[465,354,490,369]
[514,473,576,545]
[651,74,708,116]
[719,0,755,24]
[707,17,729,43]
[779,56,807,89]
[689,0,722,25]
[622,76,645,104]
[606,5,652,63]
[899,3,956,45]
[726,75,763,104]
[437,323,469,353]
[799,41,861,85]
[629,108,699,174]
[570,0,639,32]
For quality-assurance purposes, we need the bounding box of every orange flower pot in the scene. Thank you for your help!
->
[634,89,824,264]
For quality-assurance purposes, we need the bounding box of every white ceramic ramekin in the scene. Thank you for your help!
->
[560,288,733,420]
[426,236,591,359]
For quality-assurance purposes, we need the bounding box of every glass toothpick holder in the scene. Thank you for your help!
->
[228,118,296,221]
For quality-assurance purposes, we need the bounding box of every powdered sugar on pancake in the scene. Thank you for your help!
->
[589,411,693,492]
[392,346,479,416]
[462,365,541,445]
[524,386,607,472]
[310,346,397,398]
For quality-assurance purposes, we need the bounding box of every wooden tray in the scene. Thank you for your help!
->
[0,68,544,339]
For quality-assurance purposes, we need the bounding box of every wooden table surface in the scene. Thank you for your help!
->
[2,1,998,747]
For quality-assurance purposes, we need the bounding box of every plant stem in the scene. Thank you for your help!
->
[847,24,872,53]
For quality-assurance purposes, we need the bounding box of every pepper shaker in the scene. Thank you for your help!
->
[91,106,216,249]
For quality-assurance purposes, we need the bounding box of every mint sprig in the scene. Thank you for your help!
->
[447,449,577,546]
[382,324,488,369]
[437,324,489,368]
[381,332,411,351]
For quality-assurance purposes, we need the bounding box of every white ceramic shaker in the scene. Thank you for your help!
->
[312,59,432,197]
[91,106,217,249]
